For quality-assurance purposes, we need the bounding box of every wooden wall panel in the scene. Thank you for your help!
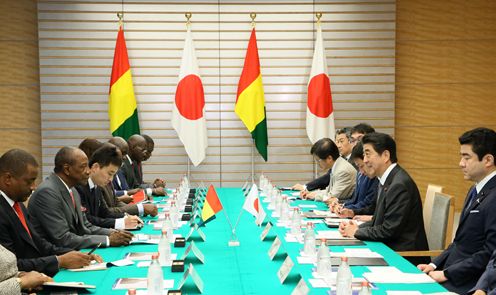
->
[0,0,41,167]
[38,0,396,187]
[396,0,496,211]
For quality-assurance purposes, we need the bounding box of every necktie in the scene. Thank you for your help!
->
[461,187,478,220]
[137,163,143,182]
[13,202,32,238]
[69,190,76,208]
[376,183,384,204]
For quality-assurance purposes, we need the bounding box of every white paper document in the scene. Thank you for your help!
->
[363,266,435,284]
[296,255,316,265]
[330,248,383,258]
[112,278,174,290]
[68,259,134,272]
[316,230,354,240]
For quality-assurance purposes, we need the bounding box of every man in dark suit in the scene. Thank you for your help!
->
[339,132,428,265]
[75,144,142,229]
[417,127,496,294]
[0,149,101,276]
[333,142,378,215]
[350,123,375,144]
[28,146,133,250]
[470,249,496,295]
[108,137,158,217]
[142,134,166,188]
[122,135,165,196]
[335,127,358,170]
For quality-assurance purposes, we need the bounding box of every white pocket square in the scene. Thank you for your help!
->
[470,210,480,213]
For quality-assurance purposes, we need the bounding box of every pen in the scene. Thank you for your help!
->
[87,242,101,255]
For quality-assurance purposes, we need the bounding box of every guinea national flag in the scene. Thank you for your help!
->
[235,28,268,161]
[108,27,140,140]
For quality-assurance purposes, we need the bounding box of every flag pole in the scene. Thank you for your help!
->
[249,12,257,186]
[251,140,255,184]
[187,157,191,180]
[185,12,192,182]
[221,205,240,247]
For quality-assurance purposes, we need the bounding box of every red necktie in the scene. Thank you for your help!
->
[69,190,76,208]
[13,202,31,238]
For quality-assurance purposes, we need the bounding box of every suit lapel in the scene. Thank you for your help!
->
[51,174,79,225]
[459,176,496,226]
[372,165,400,226]
[0,196,38,250]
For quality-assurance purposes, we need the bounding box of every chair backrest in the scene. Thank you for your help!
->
[423,184,443,234]
[427,192,455,250]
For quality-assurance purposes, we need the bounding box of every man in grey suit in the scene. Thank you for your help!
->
[28,147,133,250]
[339,132,428,265]
[302,138,356,202]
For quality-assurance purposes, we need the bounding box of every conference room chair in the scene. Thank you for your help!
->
[397,191,455,258]
[423,184,443,234]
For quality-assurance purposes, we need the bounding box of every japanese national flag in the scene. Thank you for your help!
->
[243,184,266,226]
[172,26,208,166]
[306,23,335,144]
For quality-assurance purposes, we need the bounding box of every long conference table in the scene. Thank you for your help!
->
[54,187,448,294]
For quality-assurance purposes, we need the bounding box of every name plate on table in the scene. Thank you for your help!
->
[177,263,204,293]
[291,278,310,295]
[181,241,205,264]
[268,236,282,260]
[277,256,295,284]
[260,222,273,241]
[186,224,206,242]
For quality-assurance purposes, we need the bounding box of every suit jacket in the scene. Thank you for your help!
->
[0,196,71,276]
[75,183,124,229]
[0,244,21,295]
[112,170,130,197]
[355,165,428,256]
[471,249,496,295]
[432,174,496,294]
[306,169,331,191]
[28,173,112,250]
[344,173,379,210]
[345,155,358,171]
[314,157,356,201]
[121,155,140,189]
[101,183,140,216]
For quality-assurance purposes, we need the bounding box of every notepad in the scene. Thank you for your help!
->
[363,267,435,284]
[68,259,134,272]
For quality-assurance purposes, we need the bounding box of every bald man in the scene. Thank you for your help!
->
[28,147,133,249]
[122,135,165,196]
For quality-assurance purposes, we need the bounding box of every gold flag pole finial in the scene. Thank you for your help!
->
[250,13,257,28]
[117,12,124,29]
[316,12,322,25]
[185,12,192,28]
